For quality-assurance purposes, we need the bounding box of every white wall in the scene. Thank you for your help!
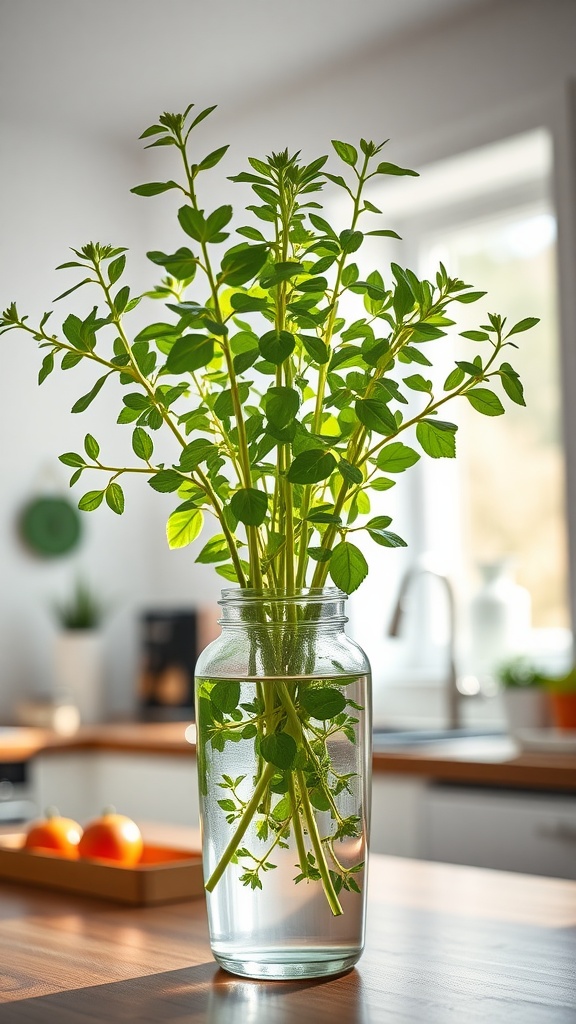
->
[1,0,576,720]
[0,122,223,718]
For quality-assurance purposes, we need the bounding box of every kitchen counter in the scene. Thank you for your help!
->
[1,833,575,1022]
[2,722,576,791]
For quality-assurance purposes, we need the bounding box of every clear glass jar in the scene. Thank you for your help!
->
[194,587,372,980]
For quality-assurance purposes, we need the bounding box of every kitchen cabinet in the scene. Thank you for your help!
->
[371,774,576,879]
[370,773,426,857]
[31,751,199,828]
[421,783,576,879]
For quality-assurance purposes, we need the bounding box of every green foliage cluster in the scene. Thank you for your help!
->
[1,103,538,596]
[1,104,539,917]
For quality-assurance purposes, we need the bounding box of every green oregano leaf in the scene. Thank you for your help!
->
[211,680,240,714]
[367,527,407,548]
[265,386,300,428]
[84,434,100,460]
[444,366,466,390]
[260,732,297,771]
[355,397,397,435]
[61,352,83,370]
[131,181,181,197]
[307,547,332,562]
[71,373,110,413]
[78,490,104,512]
[376,443,420,473]
[230,488,268,526]
[166,334,214,373]
[149,470,183,493]
[338,459,363,485]
[507,316,540,337]
[329,541,368,594]
[166,507,204,549]
[195,534,230,564]
[300,334,330,365]
[454,290,487,304]
[287,449,337,485]
[60,452,85,468]
[132,427,153,461]
[374,161,418,177]
[108,254,126,283]
[416,419,457,458]
[38,352,54,384]
[300,686,346,720]
[258,329,295,365]
[106,482,125,514]
[465,388,505,416]
[499,363,525,406]
[331,140,358,166]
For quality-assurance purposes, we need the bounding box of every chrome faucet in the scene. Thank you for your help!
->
[388,561,462,730]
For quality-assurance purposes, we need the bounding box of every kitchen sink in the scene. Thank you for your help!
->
[372,727,505,750]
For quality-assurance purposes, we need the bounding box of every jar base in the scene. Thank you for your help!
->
[213,947,362,980]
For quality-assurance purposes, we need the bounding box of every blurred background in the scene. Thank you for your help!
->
[1,0,576,728]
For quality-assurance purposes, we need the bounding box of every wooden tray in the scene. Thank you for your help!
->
[0,833,205,905]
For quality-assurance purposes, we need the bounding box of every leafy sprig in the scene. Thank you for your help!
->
[0,104,537,595]
[1,103,539,917]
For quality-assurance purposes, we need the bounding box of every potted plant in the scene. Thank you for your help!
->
[496,655,551,734]
[52,577,107,725]
[0,103,537,979]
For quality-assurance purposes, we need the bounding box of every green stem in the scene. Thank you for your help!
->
[176,133,262,589]
[296,153,370,588]
[204,761,276,892]
[288,772,308,876]
[296,769,343,916]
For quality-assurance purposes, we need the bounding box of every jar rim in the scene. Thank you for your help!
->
[219,587,347,606]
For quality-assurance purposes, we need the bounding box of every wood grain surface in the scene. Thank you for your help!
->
[1,846,575,1023]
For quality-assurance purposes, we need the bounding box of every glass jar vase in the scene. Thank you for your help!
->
[194,587,372,980]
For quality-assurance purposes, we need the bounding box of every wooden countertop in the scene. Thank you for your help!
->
[1,831,575,1022]
[2,722,576,791]
[372,734,576,791]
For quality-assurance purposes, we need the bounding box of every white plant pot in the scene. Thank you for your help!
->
[54,630,103,724]
[502,687,551,734]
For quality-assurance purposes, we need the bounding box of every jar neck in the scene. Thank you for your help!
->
[217,587,348,631]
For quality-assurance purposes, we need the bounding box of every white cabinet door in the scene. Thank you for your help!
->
[32,752,200,828]
[93,753,199,828]
[422,784,576,879]
[370,774,426,857]
[31,753,99,823]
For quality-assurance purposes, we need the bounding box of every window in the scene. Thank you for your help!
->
[331,131,571,722]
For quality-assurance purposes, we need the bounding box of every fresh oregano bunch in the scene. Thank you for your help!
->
[1,104,538,916]
[1,103,537,596]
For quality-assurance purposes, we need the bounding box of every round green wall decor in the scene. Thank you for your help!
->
[19,496,82,557]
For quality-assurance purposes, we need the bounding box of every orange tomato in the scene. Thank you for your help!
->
[23,807,83,858]
[78,808,143,865]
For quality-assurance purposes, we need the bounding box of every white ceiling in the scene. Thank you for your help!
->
[0,0,492,136]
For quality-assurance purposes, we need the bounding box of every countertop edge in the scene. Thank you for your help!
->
[2,723,576,790]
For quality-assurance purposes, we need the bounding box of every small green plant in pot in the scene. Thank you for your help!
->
[497,656,551,734]
[52,577,108,630]
[51,578,108,725]
[1,104,538,979]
